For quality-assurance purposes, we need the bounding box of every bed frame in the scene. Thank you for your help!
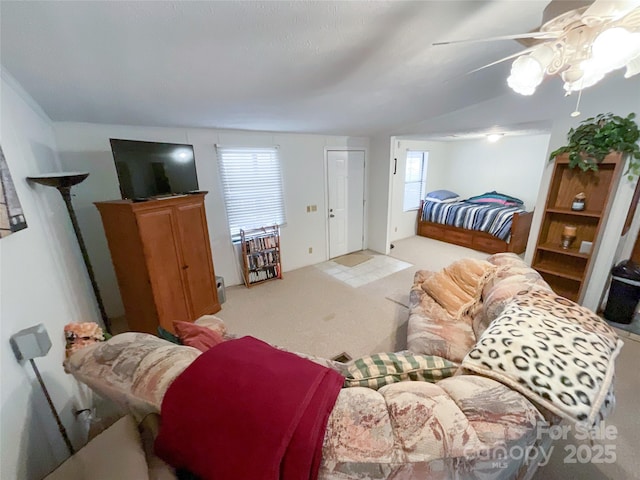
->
[416,200,534,254]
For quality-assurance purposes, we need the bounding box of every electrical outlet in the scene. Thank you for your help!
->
[395,227,398,232]
[308,247,313,254]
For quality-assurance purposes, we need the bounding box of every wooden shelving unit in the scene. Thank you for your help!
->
[532,152,624,303]
[240,225,282,287]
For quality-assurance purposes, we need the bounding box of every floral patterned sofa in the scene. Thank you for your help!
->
[65,253,622,480]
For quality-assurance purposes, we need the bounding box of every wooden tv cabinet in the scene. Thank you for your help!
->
[95,194,221,334]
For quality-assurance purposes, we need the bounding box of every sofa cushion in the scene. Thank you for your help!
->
[461,288,622,427]
[408,271,477,363]
[344,352,458,389]
[421,258,495,318]
[44,415,149,480]
[173,321,224,352]
[445,258,496,298]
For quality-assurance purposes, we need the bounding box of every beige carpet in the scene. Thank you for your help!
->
[332,252,372,267]
[214,235,639,479]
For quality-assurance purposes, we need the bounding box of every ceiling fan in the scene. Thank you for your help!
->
[434,0,640,96]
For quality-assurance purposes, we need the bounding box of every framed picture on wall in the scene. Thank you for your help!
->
[0,145,27,238]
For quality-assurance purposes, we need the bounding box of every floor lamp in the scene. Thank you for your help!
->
[10,324,75,455]
[28,172,111,334]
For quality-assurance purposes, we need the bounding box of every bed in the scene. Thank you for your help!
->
[416,191,534,254]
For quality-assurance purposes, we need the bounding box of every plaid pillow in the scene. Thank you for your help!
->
[344,352,458,390]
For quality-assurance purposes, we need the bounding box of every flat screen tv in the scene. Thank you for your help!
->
[110,139,199,199]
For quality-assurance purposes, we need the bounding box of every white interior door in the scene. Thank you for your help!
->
[327,150,365,258]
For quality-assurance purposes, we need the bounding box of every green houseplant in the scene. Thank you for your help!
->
[549,112,640,180]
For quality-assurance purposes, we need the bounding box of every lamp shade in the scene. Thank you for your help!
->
[27,172,89,189]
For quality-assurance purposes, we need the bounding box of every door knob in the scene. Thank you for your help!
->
[329,214,335,218]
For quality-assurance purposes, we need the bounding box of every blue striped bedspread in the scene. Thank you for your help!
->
[421,200,526,241]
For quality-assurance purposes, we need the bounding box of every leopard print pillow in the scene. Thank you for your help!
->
[461,288,622,427]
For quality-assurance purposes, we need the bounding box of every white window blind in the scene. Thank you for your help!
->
[403,151,428,211]
[216,146,286,239]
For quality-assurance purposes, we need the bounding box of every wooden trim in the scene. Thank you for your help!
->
[623,175,640,236]
[632,230,640,264]
[508,210,534,253]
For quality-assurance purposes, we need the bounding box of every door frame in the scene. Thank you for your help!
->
[324,148,368,260]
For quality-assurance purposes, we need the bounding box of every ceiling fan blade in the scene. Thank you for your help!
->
[465,47,538,75]
[582,0,640,20]
[433,31,561,46]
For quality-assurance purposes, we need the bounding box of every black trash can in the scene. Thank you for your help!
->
[604,260,640,324]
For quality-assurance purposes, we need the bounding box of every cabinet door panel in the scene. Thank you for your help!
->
[136,208,190,331]
[175,202,220,317]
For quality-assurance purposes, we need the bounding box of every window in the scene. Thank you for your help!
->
[216,146,286,240]
[403,150,428,211]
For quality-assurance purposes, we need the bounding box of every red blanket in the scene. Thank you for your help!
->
[155,336,344,480]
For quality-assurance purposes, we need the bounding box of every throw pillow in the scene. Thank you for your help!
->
[194,314,227,337]
[173,321,225,352]
[422,270,474,318]
[344,352,458,390]
[424,189,459,201]
[444,258,496,298]
[64,322,106,358]
[461,288,623,427]
[422,258,495,318]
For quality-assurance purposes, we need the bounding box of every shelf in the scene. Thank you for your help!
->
[247,247,278,255]
[533,153,623,303]
[536,243,589,259]
[545,207,602,218]
[240,225,282,287]
[251,263,279,270]
[533,260,584,282]
[538,274,580,302]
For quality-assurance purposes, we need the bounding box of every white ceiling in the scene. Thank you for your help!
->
[1,1,638,138]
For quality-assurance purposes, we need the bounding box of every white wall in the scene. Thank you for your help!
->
[367,135,393,254]
[525,78,640,311]
[388,134,550,242]
[1,74,95,479]
[52,122,369,318]
[442,134,550,210]
[389,138,450,242]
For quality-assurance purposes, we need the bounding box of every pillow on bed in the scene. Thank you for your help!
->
[467,191,524,206]
[425,189,459,201]
[424,196,460,204]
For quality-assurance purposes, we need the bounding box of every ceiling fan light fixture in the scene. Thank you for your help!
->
[507,55,545,95]
[563,59,606,92]
[592,27,640,71]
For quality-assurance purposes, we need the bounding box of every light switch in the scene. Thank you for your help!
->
[306,205,311,213]
[311,205,317,212]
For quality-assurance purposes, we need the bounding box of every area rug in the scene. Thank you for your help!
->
[333,252,372,268]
